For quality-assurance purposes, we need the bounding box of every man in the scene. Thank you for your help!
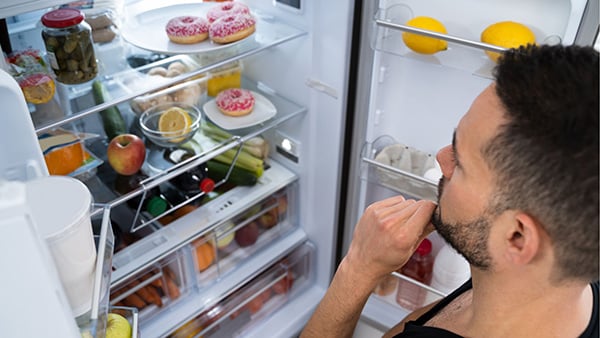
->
[301,45,599,338]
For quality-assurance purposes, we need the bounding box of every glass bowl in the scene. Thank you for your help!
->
[139,103,201,148]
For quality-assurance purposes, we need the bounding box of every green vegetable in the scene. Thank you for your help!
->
[214,148,264,177]
[201,122,270,159]
[206,160,258,186]
[92,80,127,140]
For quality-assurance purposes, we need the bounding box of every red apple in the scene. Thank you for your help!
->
[107,134,146,175]
[234,221,259,247]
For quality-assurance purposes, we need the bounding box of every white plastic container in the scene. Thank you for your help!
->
[425,243,471,304]
[25,176,96,317]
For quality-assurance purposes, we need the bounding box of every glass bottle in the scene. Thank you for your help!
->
[114,172,168,217]
[166,149,215,197]
[41,8,98,84]
[396,238,434,310]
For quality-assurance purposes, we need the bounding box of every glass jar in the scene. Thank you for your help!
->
[41,8,98,84]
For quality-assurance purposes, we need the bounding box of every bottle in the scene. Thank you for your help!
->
[424,243,471,305]
[166,149,215,197]
[41,8,98,84]
[114,172,168,217]
[396,238,434,310]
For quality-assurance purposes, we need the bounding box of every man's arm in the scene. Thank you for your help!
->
[300,196,436,338]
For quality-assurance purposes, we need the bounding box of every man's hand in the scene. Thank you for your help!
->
[300,196,436,338]
[345,196,437,286]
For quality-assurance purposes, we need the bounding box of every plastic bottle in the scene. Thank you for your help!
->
[396,238,434,310]
[424,243,471,304]
[113,172,168,217]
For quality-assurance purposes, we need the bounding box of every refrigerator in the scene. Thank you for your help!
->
[0,0,597,337]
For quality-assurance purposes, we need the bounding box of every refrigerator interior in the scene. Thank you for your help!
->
[343,0,597,331]
[2,0,355,336]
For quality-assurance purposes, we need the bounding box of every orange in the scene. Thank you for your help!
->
[44,142,88,175]
[194,241,215,271]
[158,107,192,143]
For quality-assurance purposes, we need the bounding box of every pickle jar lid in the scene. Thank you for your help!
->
[41,8,85,28]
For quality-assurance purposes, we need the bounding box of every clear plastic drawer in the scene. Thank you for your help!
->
[169,242,314,338]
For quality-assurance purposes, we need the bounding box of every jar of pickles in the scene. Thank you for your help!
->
[41,8,98,84]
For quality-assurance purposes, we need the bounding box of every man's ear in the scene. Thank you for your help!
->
[504,212,543,265]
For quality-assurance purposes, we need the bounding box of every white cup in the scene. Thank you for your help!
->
[25,176,96,317]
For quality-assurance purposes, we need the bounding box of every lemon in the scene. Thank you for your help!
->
[481,21,536,62]
[158,107,193,143]
[402,16,448,55]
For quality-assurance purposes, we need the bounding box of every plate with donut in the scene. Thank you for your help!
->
[202,88,277,130]
[121,2,257,54]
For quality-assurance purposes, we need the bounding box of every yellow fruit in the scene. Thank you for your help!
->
[158,107,192,143]
[481,21,536,62]
[402,16,448,55]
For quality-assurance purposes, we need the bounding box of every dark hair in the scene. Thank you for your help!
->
[485,45,599,283]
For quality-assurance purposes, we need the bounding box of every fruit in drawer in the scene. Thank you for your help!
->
[106,133,146,175]
[246,289,272,315]
[106,313,132,338]
[194,240,216,271]
[402,16,448,55]
[234,221,260,247]
[216,221,236,249]
[481,21,536,62]
[272,270,295,295]
[258,206,278,229]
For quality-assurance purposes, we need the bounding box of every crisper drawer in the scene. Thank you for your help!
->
[168,242,314,338]
[189,184,296,287]
[110,249,191,323]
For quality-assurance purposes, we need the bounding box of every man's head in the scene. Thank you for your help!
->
[432,45,599,284]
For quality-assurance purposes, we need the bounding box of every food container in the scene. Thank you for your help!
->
[192,186,296,286]
[25,176,96,317]
[110,250,189,322]
[139,102,202,147]
[169,243,313,338]
[207,61,243,97]
[41,8,98,84]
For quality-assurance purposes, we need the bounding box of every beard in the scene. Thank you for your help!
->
[431,177,493,269]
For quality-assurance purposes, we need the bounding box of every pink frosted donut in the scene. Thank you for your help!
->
[206,1,250,23]
[165,16,209,44]
[216,88,255,116]
[209,13,256,44]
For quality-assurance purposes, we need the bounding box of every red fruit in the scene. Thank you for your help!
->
[107,134,146,175]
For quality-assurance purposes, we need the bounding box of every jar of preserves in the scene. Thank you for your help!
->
[41,8,98,84]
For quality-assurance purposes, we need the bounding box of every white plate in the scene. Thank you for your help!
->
[121,3,254,54]
[203,91,277,130]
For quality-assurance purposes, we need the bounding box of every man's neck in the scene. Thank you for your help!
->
[463,272,593,338]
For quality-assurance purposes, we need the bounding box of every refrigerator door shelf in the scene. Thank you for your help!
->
[372,0,585,78]
[110,160,298,287]
[143,228,309,337]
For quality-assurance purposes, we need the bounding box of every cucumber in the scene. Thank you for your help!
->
[206,160,258,186]
[92,80,127,140]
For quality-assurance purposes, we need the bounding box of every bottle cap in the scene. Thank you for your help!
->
[42,8,85,28]
[415,238,432,256]
[146,196,168,217]
[200,178,215,193]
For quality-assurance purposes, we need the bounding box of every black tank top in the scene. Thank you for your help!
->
[393,279,599,338]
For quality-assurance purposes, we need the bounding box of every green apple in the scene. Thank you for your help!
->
[216,221,235,249]
[106,313,132,338]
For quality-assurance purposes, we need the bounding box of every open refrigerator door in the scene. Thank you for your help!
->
[342,0,598,331]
